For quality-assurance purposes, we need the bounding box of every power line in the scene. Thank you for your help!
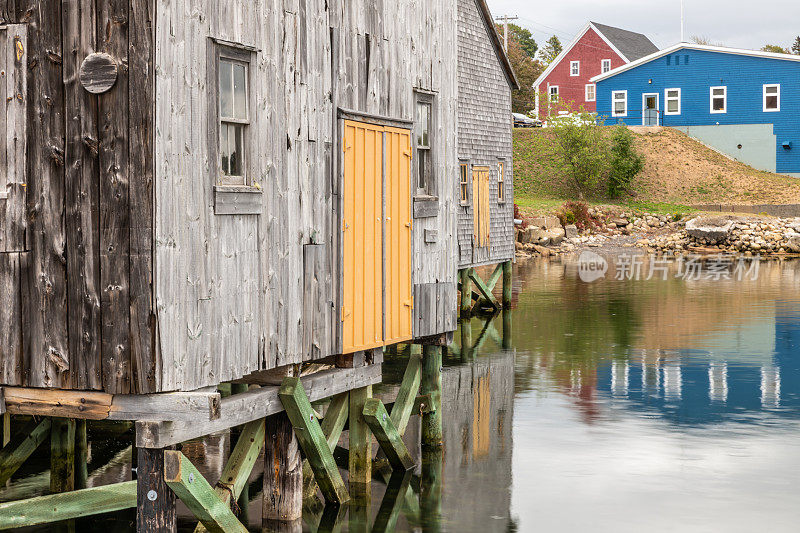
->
[495,14,520,52]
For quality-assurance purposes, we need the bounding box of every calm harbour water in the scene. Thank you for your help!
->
[4,255,800,532]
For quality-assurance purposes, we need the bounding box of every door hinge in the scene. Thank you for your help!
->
[404,298,414,309]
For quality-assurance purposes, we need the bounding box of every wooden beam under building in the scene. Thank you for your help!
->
[137,365,381,449]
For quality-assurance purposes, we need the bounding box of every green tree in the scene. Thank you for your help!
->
[507,23,538,58]
[762,44,790,54]
[550,110,609,198]
[538,36,562,65]
[497,24,544,113]
[607,124,645,198]
[792,36,800,55]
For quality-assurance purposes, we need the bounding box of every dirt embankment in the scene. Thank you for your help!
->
[514,127,800,205]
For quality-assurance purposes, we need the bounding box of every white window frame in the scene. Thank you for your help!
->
[497,160,506,204]
[570,61,580,76]
[585,84,596,102]
[641,93,660,125]
[763,84,780,112]
[664,88,681,116]
[710,86,727,114]
[601,59,612,73]
[549,85,559,102]
[612,90,628,117]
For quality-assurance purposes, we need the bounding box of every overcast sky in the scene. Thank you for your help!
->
[486,0,800,52]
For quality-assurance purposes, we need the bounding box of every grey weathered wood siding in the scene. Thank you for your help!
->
[457,0,515,269]
[0,1,156,394]
[154,0,458,391]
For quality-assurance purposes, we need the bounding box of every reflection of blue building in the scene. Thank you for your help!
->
[597,309,800,426]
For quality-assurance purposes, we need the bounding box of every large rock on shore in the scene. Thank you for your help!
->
[685,216,735,243]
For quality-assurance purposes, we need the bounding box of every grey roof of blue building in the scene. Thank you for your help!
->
[592,21,660,61]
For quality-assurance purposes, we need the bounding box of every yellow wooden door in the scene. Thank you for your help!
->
[384,127,413,345]
[343,121,384,353]
[472,167,491,249]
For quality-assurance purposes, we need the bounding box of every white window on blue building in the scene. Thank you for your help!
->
[612,91,627,117]
[763,84,780,112]
[585,84,596,102]
[710,86,727,114]
[601,59,611,73]
[570,61,580,76]
[665,88,681,115]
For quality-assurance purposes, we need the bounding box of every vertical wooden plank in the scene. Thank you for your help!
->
[97,0,131,394]
[128,0,156,393]
[21,0,69,389]
[502,260,512,308]
[0,253,23,384]
[50,417,76,493]
[348,385,372,485]
[263,412,303,526]
[63,0,102,391]
[137,447,176,533]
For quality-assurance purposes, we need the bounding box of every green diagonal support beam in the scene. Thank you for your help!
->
[0,418,51,486]
[194,419,265,533]
[0,480,136,530]
[302,392,349,499]
[469,268,501,310]
[279,378,350,504]
[389,353,421,435]
[164,451,248,533]
[362,399,415,471]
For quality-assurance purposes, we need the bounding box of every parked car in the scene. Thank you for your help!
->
[513,113,542,128]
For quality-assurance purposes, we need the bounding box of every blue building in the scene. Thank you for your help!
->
[592,44,800,177]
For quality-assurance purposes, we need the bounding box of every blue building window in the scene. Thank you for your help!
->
[612,91,627,117]
[710,86,727,114]
[764,84,780,112]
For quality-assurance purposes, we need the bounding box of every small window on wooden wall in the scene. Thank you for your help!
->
[459,161,469,205]
[209,39,261,215]
[414,91,436,197]
[219,56,249,185]
[498,161,506,203]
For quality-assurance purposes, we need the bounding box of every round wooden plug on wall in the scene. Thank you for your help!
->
[79,52,118,94]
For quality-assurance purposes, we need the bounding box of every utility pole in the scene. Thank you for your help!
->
[680,0,685,42]
[496,15,519,52]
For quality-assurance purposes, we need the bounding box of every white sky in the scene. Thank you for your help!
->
[486,0,800,52]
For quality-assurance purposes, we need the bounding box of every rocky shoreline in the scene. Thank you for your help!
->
[515,208,800,259]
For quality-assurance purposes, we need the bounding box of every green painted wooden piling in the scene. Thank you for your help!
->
[278,377,349,504]
[0,418,51,486]
[348,386,373,486]
[348,482,371,533]
[316,503,347,533]
[50,418,76,493]
[460,318,473,361]
[389,351,421,435]
[163,450,248,533]
[302,392,349,499]
[420,346,443,447]
[363,399,415,471]
[459,269,472,316]
[0,481,136,530]
[229,383,251,524]
[372,471,412,533]
[76,419,88,490]
[502,260,512,308]
[195,419,264,533]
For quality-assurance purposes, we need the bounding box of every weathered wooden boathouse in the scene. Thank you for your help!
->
[0,0,515,530]
[456,0,519,317]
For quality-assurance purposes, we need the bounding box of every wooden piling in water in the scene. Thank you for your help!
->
[263,412,302,528]
[136,447,176,533]
[348,386,373,486]
[75,419,88,490]
[460,268,472,317]
[502,260,512,308]
[420,446,443,532]
[50,417,76,493]
[421,346,443,447]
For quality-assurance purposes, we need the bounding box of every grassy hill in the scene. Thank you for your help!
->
[514,127,800,215]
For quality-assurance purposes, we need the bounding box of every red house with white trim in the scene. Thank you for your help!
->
[533,22,658,120]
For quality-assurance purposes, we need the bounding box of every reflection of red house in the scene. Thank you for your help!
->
[533,22,658,120]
